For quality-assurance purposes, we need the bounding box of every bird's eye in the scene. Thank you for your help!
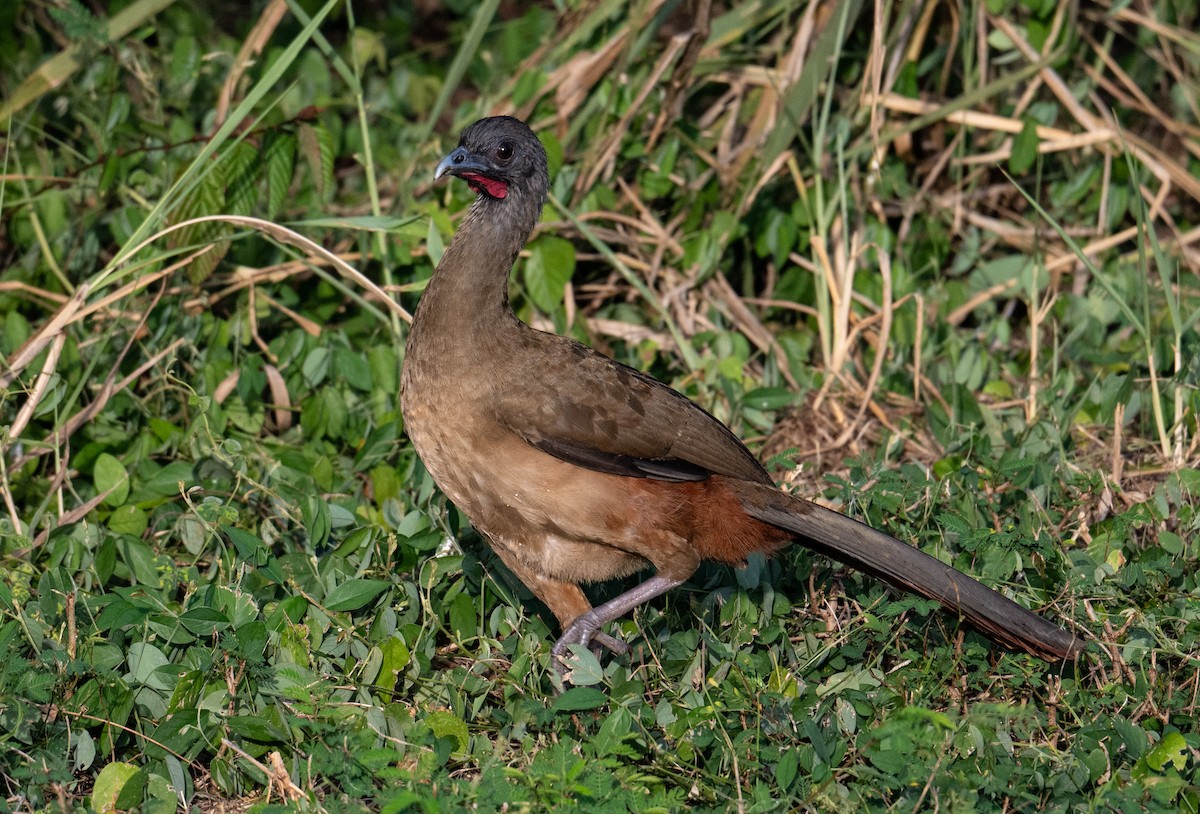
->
[496,142,514,161]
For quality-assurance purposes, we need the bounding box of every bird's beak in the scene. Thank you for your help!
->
[435,146,491,182]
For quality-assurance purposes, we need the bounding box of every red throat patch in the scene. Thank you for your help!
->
[461,173,508,199]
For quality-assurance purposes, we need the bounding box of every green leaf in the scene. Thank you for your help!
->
[223,525,268,565]
[236,621,268,659]
[301,346,332,387]
[775,749,799,791]
[1008,117,1040,175]
[73,730,96,772]
[179,607,231,637]
[1141,731,1188,773]
[744,387,797,410]
[448,591,476,639]
[107,504,146,535]
[560,643,605,686]
[299,121,335,201]
[92,762,142,813]
[96,596,149,631]
[374,636,411,690]
[271,664,322,699]
[817,667,885,697]
[120,539,160,586]
[263,130,297,219]
[553,686,608,712]
[301,497,332,548]
[223,140,260,217]
[426,214,445,266]
[425,710,469,753]
[524,235,575,313]
[335,347,373,390]
[1159,531,1183,555]
[325,578,390,611]
[226,714,286,744]
[937,512,972,536]
[142,773,177,814]
[134,461,196,499]
[368,345,399,394]
[168,161,230,284]
[94,453,130,506]
[127,642,171,687]
[539,129,564,176]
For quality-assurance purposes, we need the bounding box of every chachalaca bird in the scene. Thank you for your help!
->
[400,116,1081,671]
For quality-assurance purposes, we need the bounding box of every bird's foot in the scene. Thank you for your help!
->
[551,612,627,675]
[591,632,629,657]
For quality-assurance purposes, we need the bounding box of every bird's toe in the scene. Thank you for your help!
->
[551,612,627,674]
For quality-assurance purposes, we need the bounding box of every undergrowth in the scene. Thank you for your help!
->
[1,0,1198,811]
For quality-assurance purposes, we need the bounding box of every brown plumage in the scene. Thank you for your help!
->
[400,116,1082,672]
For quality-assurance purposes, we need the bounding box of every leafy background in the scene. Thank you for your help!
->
[1,0,1198,811]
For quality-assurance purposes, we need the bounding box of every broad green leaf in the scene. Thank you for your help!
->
[107,504,147,536]
[96,597,150,631]
[264,130,297,219]
[301,346,332,387]
[375,636,411,690]
[558,645,604,687]
[775,749,799,791]
[744,387,797,411]
[127,642,171,687]
[301,497,332,548]
[134,461,196,499]
[425,710,469,753]
[142,773,177,814]
[448,591,476,639]
[235,621,268,658]
[1140,731,1188,774]
[300,388,348,440]
[223,140,260,217]
[334,347,373,390]
[92,762,142,814]
[224,525,268,565]
[1159,531,1183,555]
[73,730,96,772]
[524,235,575,313]
[120,539,161,586]
[325,578,390,611]
[299,121,335,201]
[179,607,231,637]
[817,667,885,697]
[168,162,229,284]
[367,345,399,393]
[553,686,607,711]
[1008,118,1040,175]
[94,453,130,506]
[226,714,286,744]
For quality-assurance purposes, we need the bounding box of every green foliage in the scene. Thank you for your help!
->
[2,0,1199,811]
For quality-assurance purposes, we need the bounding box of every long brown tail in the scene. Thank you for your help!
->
[730,479,1082,661]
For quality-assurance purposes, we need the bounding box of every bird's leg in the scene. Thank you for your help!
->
[552,574,684,672]
[486,540,630,656]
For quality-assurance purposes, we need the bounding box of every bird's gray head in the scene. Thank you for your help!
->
[435,116,549,205]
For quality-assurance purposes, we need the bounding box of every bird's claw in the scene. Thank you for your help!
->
[550,614,627,676]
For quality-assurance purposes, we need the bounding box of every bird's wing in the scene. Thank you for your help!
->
[489,329,774,485]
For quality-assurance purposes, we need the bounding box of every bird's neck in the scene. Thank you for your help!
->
[410,197,537,353]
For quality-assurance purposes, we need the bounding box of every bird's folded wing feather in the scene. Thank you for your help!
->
[490,332,773,485]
